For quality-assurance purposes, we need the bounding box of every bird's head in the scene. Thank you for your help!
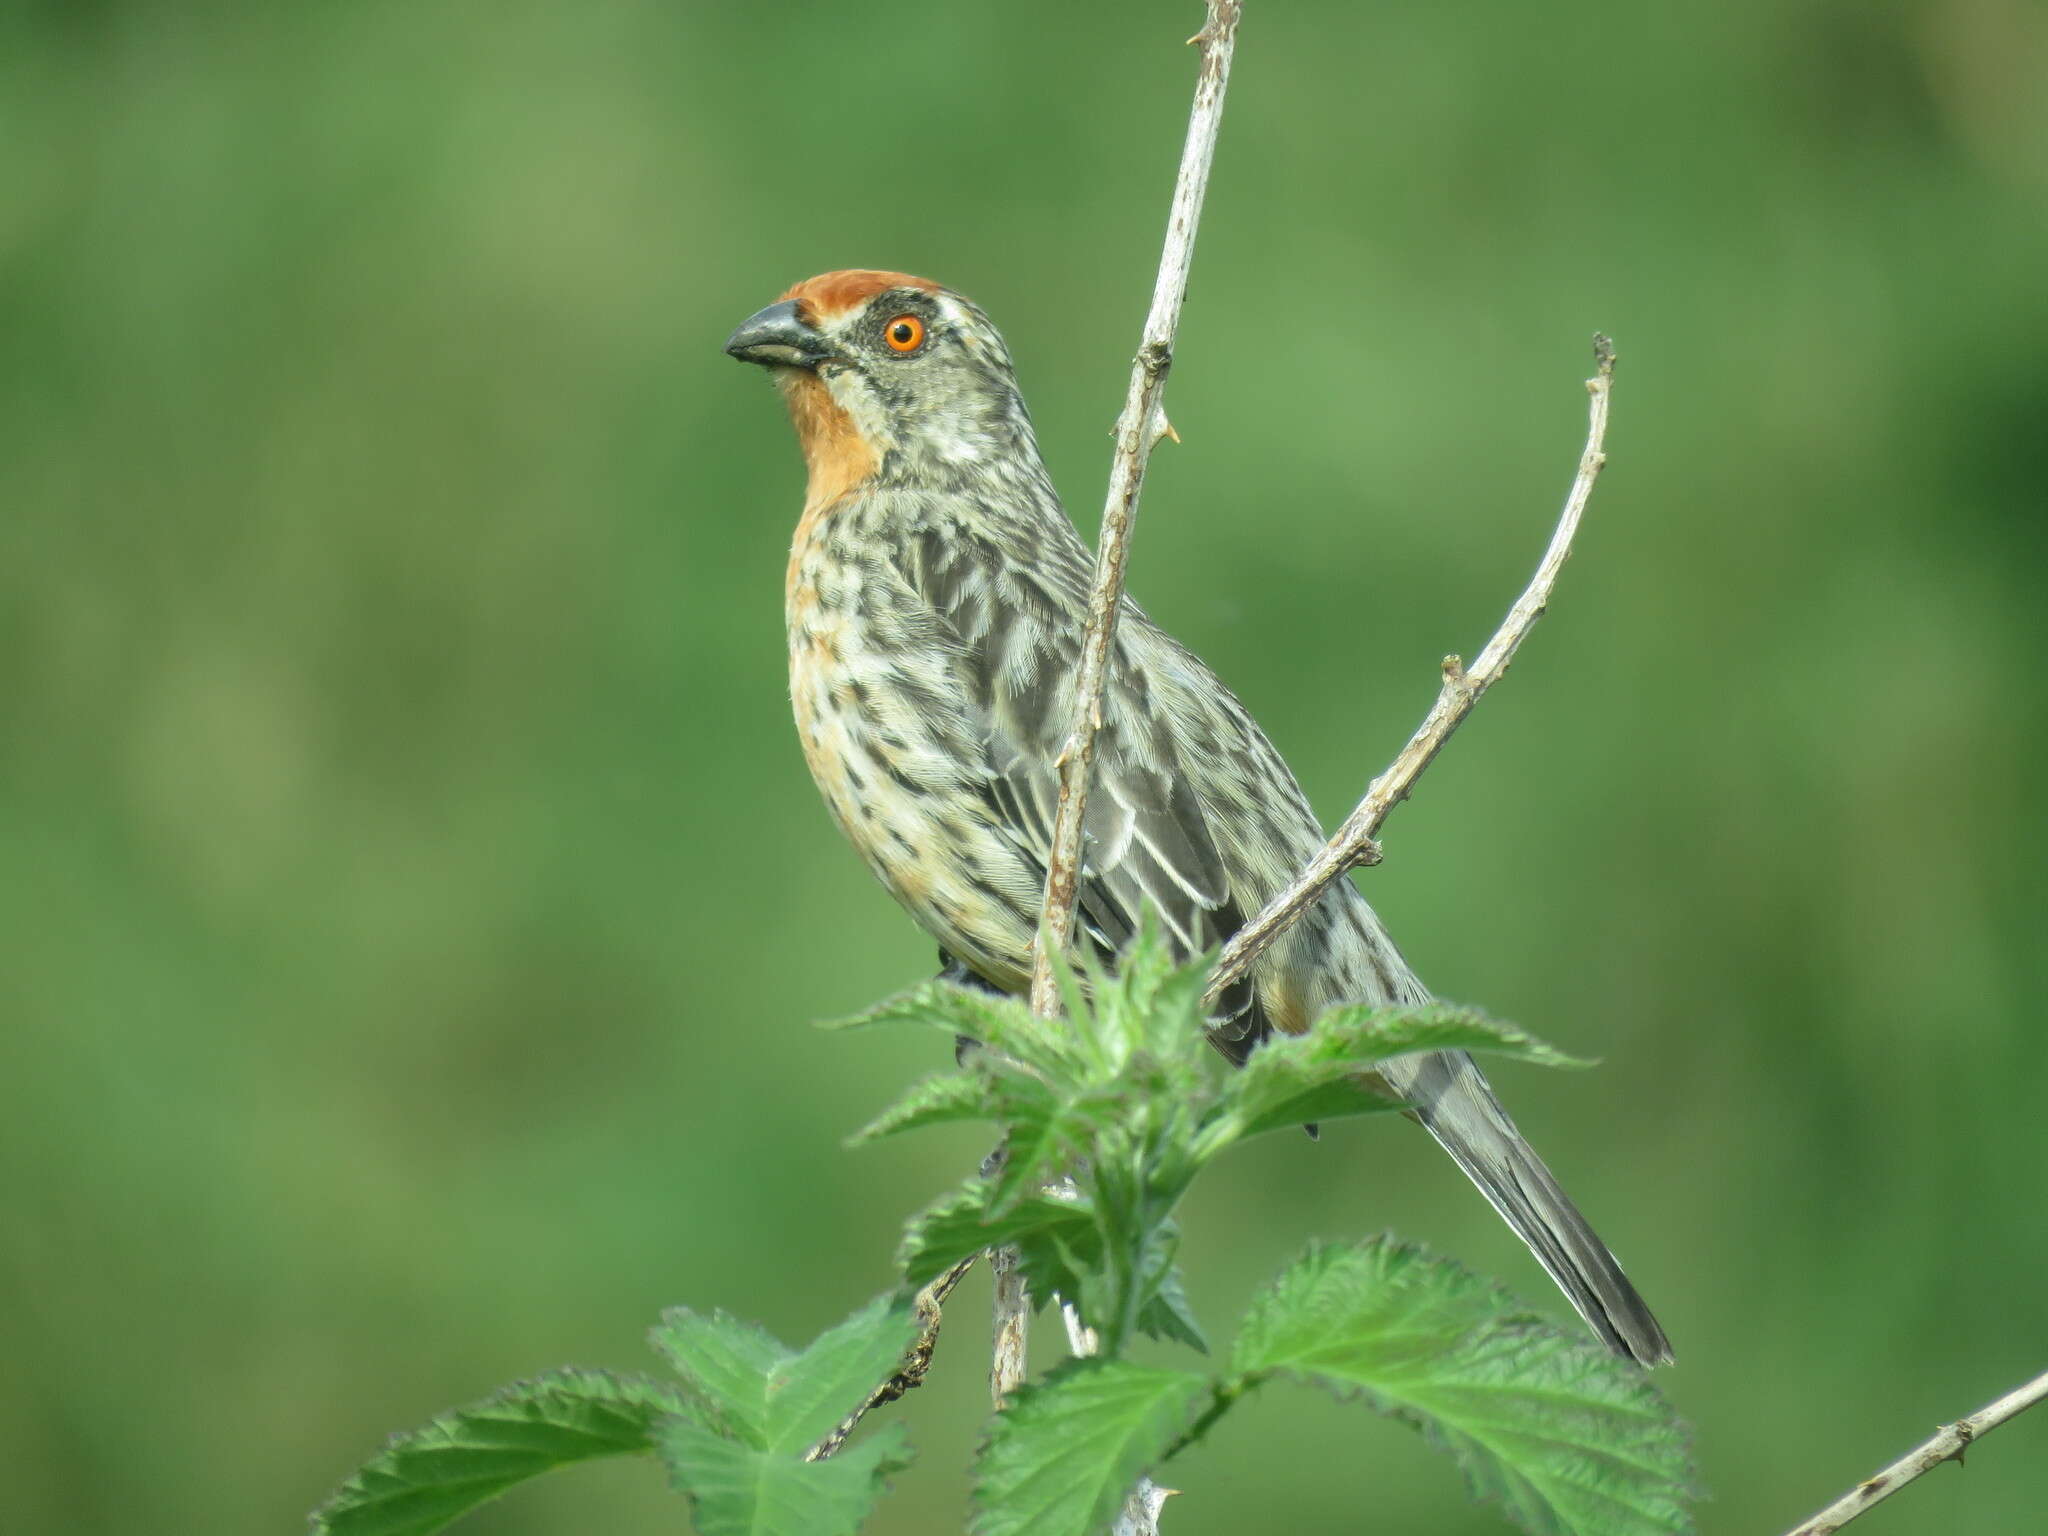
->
[725,270,1039,511]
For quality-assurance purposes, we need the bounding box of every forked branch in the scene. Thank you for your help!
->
[1204,335,1617,1007]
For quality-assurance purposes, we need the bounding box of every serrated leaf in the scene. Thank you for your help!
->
[649,1309,790,1444]
[648,1298,919,1458]
[850,1070,999,1145]
[1236,1075,1408,1139]
[1082,1130,1208,1353]
[1012,1209,1098,1317]
[985,1081,1128,1215]
[659,1418,911,1536]
[972,1358,1207,1536]
[1226,1004,1587,1140]
[758,1296,921,1453]
[313,1369,690,1536]
[1308,1002,1592,1070]
[1233,1239,1693,1536]
[821,980,1037,1054]
[1102,919,1213,1069]
[1138,1258,1208,1355]
[899,1178,1198,1352]
[899,1179,1095,1289]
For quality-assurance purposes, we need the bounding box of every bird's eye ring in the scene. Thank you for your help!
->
[883,314,926,353]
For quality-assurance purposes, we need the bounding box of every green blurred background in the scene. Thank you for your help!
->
[4,1,2044,1531]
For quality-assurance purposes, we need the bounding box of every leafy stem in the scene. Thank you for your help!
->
[1158,1373,1262,1464]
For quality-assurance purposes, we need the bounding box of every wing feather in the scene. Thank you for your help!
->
[903,518,1263,1050]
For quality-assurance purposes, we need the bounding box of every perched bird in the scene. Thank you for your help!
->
[725,270,1671,1366]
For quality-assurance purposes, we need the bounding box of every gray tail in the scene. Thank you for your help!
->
[1391,1049,1673,1367]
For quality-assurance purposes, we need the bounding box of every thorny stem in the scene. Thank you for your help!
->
[1203,335,1617,1008]
[1780,1367,2048,1536]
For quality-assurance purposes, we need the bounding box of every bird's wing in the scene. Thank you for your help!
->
[905,521,1264,1053]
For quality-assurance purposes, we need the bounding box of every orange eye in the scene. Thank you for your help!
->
[883,314,926,353]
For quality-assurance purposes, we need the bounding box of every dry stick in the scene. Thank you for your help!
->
[988,1244,1031,1408]
[1779,1367,2048,1536]
[990,0,1244,1430]
[1027,0,1243,1016]
[987,6,1243,1522]
[802,1254,976,1462]
[1203,334,1617,1010]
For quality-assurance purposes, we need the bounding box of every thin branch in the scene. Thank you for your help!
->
[982,1136,1031,1408]
[1781,1367,2048,1535]
[803,1254,976,1462]
[995,0,1243,1489]
[1028,0,1243,1017]
[989,1244,1031,1406]
[1203,335,1617,1008]
[1158,1375,1249,1466]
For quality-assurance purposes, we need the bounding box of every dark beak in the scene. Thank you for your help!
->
[724,300,835,369]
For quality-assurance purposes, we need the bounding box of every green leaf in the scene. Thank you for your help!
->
[832,979,1107,1121]
[1011,1220,1094,1320]
[859,925,1226,1365]
[1307,1002,1593,1069]
[1233,1239,1694,1536]
[899,1179,1095,1290]
[659,1419,911,1536]
[821,980,1038,1055]
[645,1301,921,1534]
[1136,1249,1208,1355]
[757,1296,922,1453]
[1081,1125,1201,1353]
[1226,1004,1588,1140]
[313,1369,691,1536]
[984,1080,1127,1215]
[1093,916,1213,1069]
[972,1358,1207,1536]
[649,1298,919,1456]
[649,1309,791,1444]
[898,1179,1201,1351]
[849,1070,998,1145]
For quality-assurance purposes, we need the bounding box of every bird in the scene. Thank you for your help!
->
[724,269,1671,1366]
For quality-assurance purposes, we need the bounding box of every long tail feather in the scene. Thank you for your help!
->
[1387,1049,1673,1366]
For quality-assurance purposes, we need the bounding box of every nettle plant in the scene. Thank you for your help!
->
[314,924,1695,1536]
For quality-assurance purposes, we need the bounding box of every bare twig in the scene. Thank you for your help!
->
[1116,1482,1176,1536]
[803,1254,977,1462]
[983,1138,1031,1408]
[994,2,1243,1495]
[1780,1367,2048,1536]
[1203,335,1617,1008]
[1028,0,1243,1016]
[989,1244,1032,1406]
